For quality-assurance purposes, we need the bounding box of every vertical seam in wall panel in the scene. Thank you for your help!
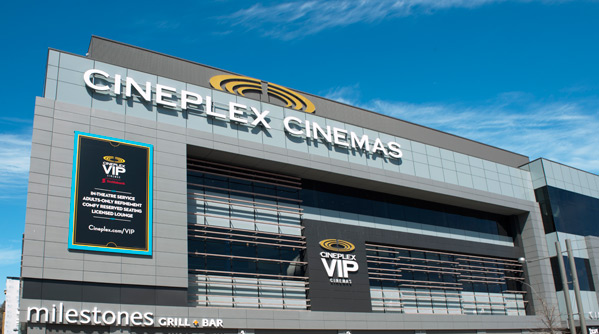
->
[43,50,49,98]
[41,100,57,283]
[47,53,60,100]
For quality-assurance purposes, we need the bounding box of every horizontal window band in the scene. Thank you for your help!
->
[455,256,521,265]
[189,268,309,280]
[370,293,528,304]
[188,222,305,239]
[188,298,310,309]
[189,293,309,302]
[188,183,303,203]
[459,274,506,281]
[188,251,307,264]
[373,299,528,307]
[189,192,303,212]
[366,249,460,265]
[189,195,303,215]
[458,263,524,273]
[370,288,462,296]
[367,258,462,273]
[460,279,507,285]
[371,296,463,302]
[189,228,305,244]
[187,157,301,183]
[189,281,309,290]
[188,234,306,249]
[188,164,301,190]
[187,163,301,188]
[367,243,521,265]
[368,276,462,287]
[368,258,518,275]
[367,266,457,276]
[372,295,527,305]
[368,260,516,276]
[399,283,463,290]
[189,214,304,229]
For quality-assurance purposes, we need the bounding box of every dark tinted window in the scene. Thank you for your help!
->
[302,180,515,238]
[550,257,596,291]
[536,186,599,236]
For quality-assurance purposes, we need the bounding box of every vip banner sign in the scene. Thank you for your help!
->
[69,132,153,255]
[304,220,371,312]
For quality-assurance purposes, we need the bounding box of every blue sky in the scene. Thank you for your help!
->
[1,0,598,297]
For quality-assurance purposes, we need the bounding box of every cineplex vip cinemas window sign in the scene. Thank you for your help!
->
[68,132,153,255]
[319,239,359,284]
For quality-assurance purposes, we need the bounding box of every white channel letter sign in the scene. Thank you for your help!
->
[27,303,223,328]
[319,239,359,284]
[83,69,403,159]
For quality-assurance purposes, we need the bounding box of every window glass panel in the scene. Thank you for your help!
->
[258,261,281,275]
[301,179,514,238]
[232,259,256,273]
[544,186,599,236]
[206,257,230,272]
[257,245,280,259]
[207,240,230,255]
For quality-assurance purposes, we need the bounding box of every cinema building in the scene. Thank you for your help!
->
[19,36,599,334]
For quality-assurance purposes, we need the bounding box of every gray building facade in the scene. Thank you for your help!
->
[18,36,599,334]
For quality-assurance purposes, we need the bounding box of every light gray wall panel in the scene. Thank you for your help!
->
[22,98,189,289]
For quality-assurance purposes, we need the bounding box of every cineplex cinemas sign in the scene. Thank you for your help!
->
[27,303,223,328]
[84,69,403,159]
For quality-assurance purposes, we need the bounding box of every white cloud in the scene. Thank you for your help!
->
[0,248,21,266]
[323,84,362,105]
[325,86,599,174]
[0,133,31,198]
[225,0,541,40]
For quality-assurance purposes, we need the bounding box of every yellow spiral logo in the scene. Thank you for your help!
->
[103,156,125,163]
[319,239,355,252]
[210,74,316,114]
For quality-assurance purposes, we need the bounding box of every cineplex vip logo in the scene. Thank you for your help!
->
[103,156,126,177]
[319,239,359,284]
[102,155,126,185]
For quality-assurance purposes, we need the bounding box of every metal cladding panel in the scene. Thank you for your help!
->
[21,278,188,306]
[88,37,221,94]
[87,36,529,168]
[21,98,189,290]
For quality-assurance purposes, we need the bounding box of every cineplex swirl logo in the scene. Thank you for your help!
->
[319,239,355,252]
[210,75,316,114]
[319,239,359,284]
